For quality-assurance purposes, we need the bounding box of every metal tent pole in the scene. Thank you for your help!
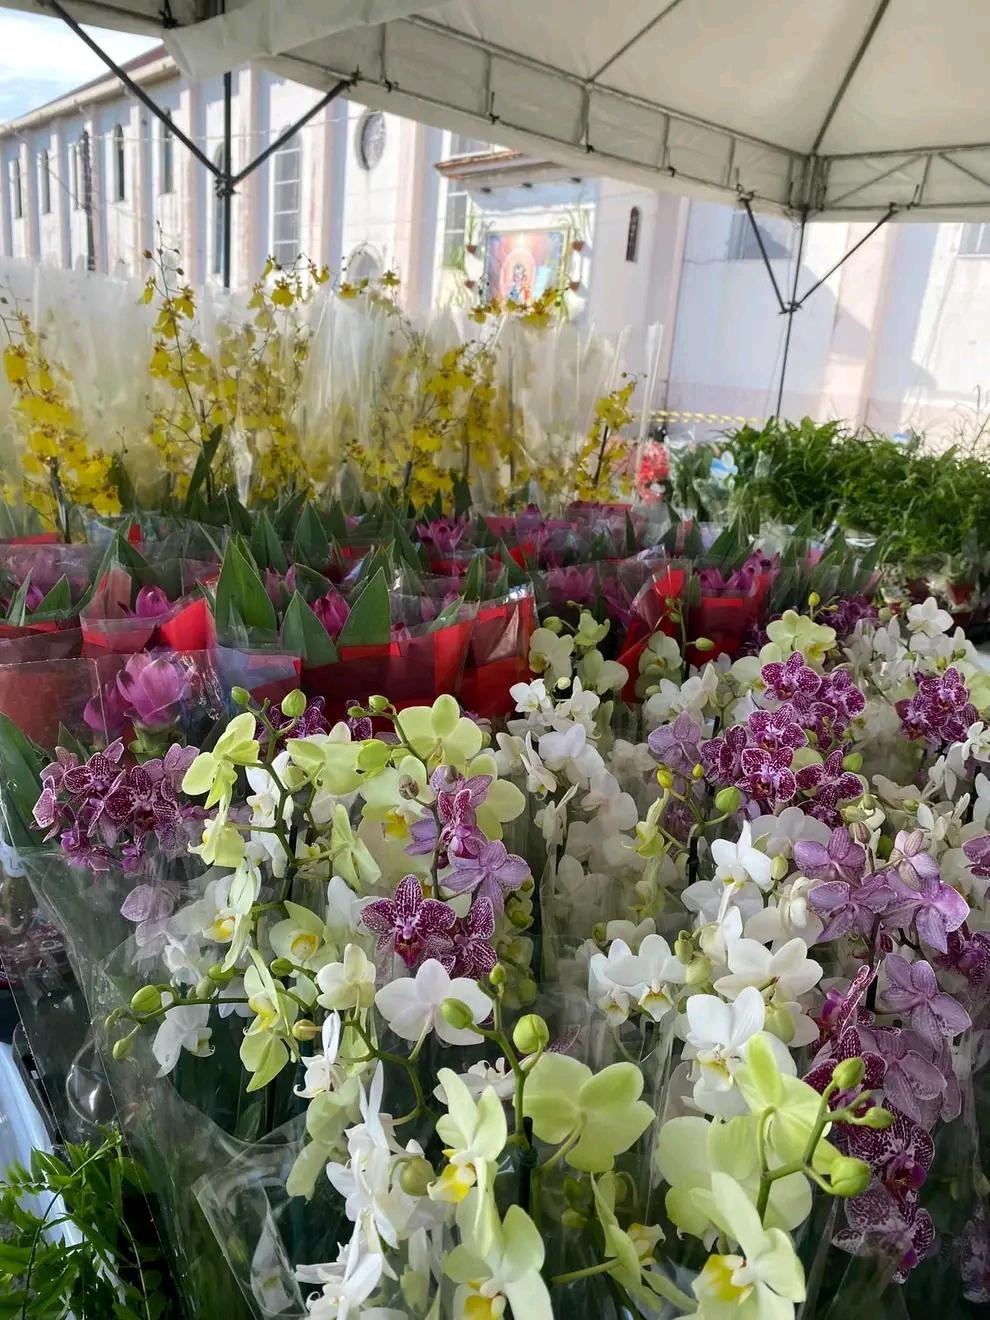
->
[222,70,232,289]
[774,210,806,419]
[47,0,354,287]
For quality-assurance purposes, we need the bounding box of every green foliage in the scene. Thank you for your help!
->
[0,1128,177,1318]
[726,417,990,575]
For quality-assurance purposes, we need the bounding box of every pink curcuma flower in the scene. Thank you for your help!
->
[133,585,172,618]
[880,954,971,1047]
[312,589,350,639]
[361,874,457,969]
[444,839,530,912]
[116,653,190,729]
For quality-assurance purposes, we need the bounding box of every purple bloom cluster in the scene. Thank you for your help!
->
[808,829,969,953]
[819,594,879,638]
[647,711,703,778]
[33,741,199,872]
[896,666,978,749]
[361,874,496,979]
[804,960,967,1282]
[701,653,865,817]
[311,589,350,640]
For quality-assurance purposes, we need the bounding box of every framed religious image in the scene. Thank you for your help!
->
[482,227,568,304]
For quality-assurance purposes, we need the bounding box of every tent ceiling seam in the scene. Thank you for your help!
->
[587,0,686,85]
[809,0,890,156]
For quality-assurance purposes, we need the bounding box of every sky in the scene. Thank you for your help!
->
[0,11,158,122]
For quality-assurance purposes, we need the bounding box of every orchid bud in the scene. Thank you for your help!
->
[368,694,390,712]
[684,955,712,986]
[439,998,476,1031]
[691,763,705,780]
[849,820,871,845]
[112,1028,138,1061]
[841,752,863,773]
[489,964,507,988]
[509,907,531,930]
[194,977,212,999]
[656,767,674,790]
[763,1002,796,1044]
[861,1106,895,1129]
[808,592,820,609]
[281,689,307,718]
[512,1013,550,1054]
[693,637,715,652]
[543,616,563,634]
[292,1018,320,1042]
[561,1209,586,1231]
[675,932,694,964]
[714,786,741,813]
[563,1176,586,1208]
[105,1008,125,1030]
[399,1156,435,1197]
[829,1156,871,1198]
[831,1057,866,1091]
[230,686,251,707]
[520,876,535,895]
[347,705,365,719]
[270,958,294,978]
[207,963,231,982]
[770,854,790,882]
[129,985,162,1015]
[515,976,538,1005]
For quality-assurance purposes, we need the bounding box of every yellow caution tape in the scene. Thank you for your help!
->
[650,408,762,426]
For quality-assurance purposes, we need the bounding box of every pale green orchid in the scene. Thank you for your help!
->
[655,1113,812,1239]
[182,712,261,813]
[327,802,381,889]
[285,1075,362,1198]
[286,730,363,796]
[691,1173,806,1320]
[396,695,484,770]
[574,610,610,650]
[315,943,377,1012]
[578,647,629,696]
[445,1191,552,1320]
[240,949,298,1092]
[528,626,574,684]
[762,611,836,665]
[466,751,525,838]
[199,864,260,972]
[734,1034,840,1175]
[523,1053,655,1172]
[269,900,335,974]
[188,815,247,869]
[359,753,430,840]
[591,1172,660,1292]
[431,1067,508,1208]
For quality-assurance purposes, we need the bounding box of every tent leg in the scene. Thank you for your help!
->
[774,211,807,419]
[222,71,232,290]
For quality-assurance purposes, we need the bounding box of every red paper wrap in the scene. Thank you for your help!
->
[458,592,536,719]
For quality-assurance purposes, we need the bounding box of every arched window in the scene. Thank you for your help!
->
[625,206,640,263]
[270,134,300,267]
[212,144,227,278]
[112,124,125,202]
[39,149,51,214]
[10,158,22,220]
[160,112,174,194]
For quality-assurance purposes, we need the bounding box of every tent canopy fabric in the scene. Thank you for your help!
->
[9,0,990,220]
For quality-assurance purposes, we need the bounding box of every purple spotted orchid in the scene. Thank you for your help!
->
[795,748,863,824]
[441,898,497,980]
[809,870,896,944]
[761,651,822,701]
[361,874,457,969]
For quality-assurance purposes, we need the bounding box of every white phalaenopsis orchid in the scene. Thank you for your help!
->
[374,960,492,1046]
[906,596,953,639]
[710,823,773,892]
[296,1012,345,1099]
[151,998,213,1076]
[538,720,605,787]
[683,986,767,1116]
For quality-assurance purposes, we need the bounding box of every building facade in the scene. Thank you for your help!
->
[2,47,990,441]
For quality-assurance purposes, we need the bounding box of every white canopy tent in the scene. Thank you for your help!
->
[9,0,990,410]
[9,0,990,222]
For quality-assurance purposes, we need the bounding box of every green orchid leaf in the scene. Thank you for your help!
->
[282,591,338,666]
[336,568,391,647]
